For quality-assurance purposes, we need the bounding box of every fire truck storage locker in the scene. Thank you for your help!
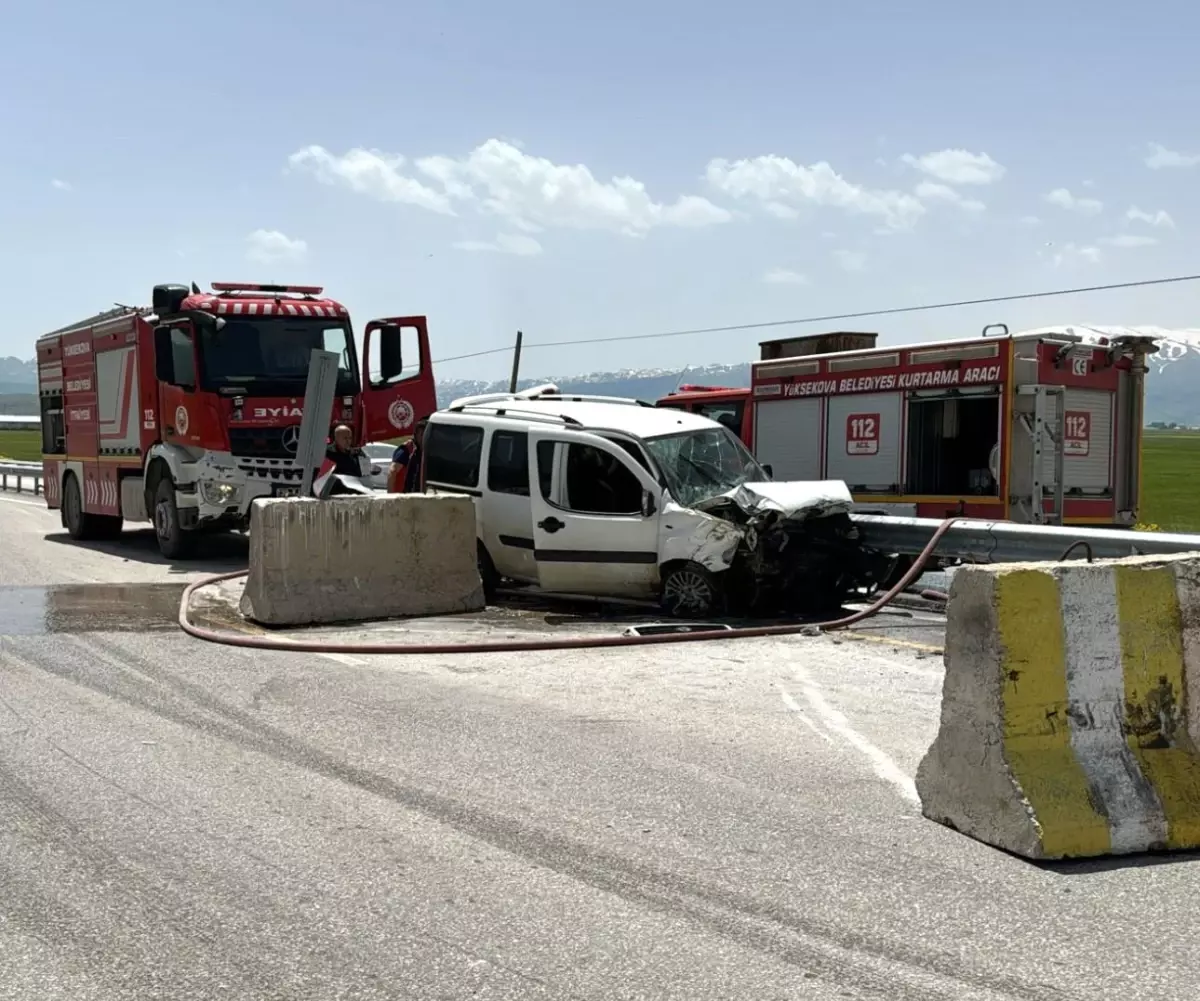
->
[753,397,822,480]
[824,391,903,492]
[1039,387,1114,493]
[904,386,1001,498]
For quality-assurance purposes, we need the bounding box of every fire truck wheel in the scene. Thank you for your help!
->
[660,562,722,619]
[61,473,95,540]
[153,478,195,560]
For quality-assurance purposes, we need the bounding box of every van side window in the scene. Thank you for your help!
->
[487,430,529,495]
[564,443,642,515]
[536,440,556,501]
[603,436,651,471]
[424,423,483,488]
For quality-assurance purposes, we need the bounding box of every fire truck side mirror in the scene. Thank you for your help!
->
[154,327,176,384]
[378,324,405,382]
[152,284,190,314]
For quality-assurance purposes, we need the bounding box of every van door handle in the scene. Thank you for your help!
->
[538,516,564,534]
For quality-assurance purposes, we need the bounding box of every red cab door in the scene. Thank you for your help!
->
[360,315,437,441]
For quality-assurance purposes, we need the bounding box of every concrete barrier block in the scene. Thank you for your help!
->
[918,552,1200,859]
[239,494,484,627]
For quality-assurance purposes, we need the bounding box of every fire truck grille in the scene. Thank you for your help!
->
[236,459,306,483]
[228,427,294,460]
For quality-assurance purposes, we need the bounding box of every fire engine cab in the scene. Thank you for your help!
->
[35,281,437,558]
[658,325,1157,528]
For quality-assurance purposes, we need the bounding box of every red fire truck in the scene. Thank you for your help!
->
[34,281,437,557]
[658,325,1158,528]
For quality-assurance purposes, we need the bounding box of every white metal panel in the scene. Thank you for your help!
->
[95,346,141,452]
[1042,388,1113,492]
[825,392,903,491]
[753,398,822,480]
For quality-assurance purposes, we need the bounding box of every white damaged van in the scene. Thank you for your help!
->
[420,386,895,617]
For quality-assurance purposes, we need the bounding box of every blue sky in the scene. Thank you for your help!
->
[3,0,1198,381]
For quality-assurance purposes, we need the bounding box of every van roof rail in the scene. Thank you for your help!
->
[447,383,563,409]
[533,393,655,408]
[445,403,583,426]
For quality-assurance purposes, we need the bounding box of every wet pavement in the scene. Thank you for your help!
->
[0,583,188,635]
[0,575,946,654]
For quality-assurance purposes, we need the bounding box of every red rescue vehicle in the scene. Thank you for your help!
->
[658,325,1157,528]
[35,281,437,557]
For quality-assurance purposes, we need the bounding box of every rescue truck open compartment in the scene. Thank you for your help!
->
[904,390,999,496]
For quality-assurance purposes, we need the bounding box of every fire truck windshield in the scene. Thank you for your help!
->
[197,317,359,395]
[645,426,770,508]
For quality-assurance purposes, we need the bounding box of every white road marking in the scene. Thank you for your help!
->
[320,652,368,668]
[0,494,45,508]
[789,664,920,805]
[777,686,834,743]
[1060,566,1167,852]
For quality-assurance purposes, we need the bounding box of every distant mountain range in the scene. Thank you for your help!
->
[3,329,1198,423]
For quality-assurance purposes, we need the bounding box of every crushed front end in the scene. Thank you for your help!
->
[695,481,898,616]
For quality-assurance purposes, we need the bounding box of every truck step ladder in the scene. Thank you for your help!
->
[1016,385,1066,526]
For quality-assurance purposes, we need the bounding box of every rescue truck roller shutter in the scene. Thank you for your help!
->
[656,326,1157,529]
[34,281,439,558]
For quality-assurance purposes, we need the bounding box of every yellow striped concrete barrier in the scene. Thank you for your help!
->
[917,553,1200,859]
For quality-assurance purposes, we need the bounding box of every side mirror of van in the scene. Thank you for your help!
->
[762,463,774,479]
[641,490,657,518]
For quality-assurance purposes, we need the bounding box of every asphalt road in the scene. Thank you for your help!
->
[4,486,1200,1000]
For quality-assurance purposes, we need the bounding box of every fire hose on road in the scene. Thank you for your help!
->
[178,518,962,655]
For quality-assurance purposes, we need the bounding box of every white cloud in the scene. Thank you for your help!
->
[901,149,1006,185]
[834,249,867,272]
[419,139,731,236]
[246,229,308,265]
[1019,215,1042,226]
[763,201,800,220]
[914,180,986,214]
[453,233,544,256]
[762,268,809,285]
[705,155,924,230]
[288,146,454,214]
[1126,206,1175,229]
[50,179,72,192]
[1100,234,1157,248]
[290,139,730,239]
[1044,188,1104,215]
[1144,143,1200,169]
[1044,242,1102,267]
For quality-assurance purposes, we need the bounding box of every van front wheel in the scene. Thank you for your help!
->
[660,562,721,619]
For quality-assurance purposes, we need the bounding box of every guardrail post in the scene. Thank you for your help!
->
[0,464,45,496]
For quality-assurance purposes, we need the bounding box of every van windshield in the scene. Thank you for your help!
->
[644,426,770,508]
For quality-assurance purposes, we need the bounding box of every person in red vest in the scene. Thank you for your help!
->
[387,419,427,493]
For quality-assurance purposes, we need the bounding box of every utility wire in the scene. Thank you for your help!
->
[431,272,1200,366]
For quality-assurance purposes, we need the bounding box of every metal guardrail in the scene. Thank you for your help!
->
[0,461,43,495]
[851,513,1200,564]
[1,465,1197,564]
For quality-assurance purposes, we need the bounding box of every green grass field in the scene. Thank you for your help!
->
[0,429,41,463]
[1139,431,1200,533]
[3,426,1197,530]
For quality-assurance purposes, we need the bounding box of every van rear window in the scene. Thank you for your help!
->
[488,430,529,495]
[425,423,484,488]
